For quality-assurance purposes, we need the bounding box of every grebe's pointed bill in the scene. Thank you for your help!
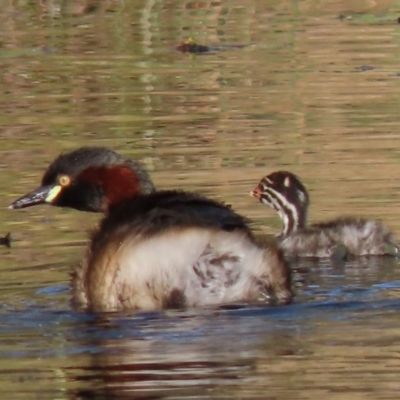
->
[9,185,61,209]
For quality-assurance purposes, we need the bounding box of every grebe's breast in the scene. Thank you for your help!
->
[278,228,338,259]
[73,226,291,311]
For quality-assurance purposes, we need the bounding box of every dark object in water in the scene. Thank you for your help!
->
[338,14,353,21]
[0,233,11,248]
[358,65,375,72]
[175,38,247,54]
[175,38,211,54]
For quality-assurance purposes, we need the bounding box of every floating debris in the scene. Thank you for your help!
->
[175,38,247,54]
[358,65,375,72]
[175,38,211,54]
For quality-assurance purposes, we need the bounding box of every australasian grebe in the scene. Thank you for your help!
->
[10,147,292,311]
[250,171,398,259]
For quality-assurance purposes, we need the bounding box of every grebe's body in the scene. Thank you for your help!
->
[10,148,292,311]
[251,171,398,259]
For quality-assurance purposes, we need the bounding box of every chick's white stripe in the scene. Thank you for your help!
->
[297,189,307,205]
[45,185,62,203]
[260,191,279,210]
[263,177,273,185]
[261,186,299,236]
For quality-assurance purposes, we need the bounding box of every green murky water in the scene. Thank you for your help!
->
[1,0,400,398]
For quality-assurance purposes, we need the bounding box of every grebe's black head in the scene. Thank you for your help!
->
[9,147,155,213]
[250,171,309,235]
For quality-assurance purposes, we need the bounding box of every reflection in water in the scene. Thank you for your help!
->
[71,343,253,398]
[66,310,299,399]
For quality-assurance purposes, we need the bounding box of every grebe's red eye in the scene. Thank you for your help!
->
[59,175,71,187]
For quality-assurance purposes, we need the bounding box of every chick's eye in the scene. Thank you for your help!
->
[59,175,71,187]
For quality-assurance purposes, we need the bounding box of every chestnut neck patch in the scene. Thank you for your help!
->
[78,165,141,210]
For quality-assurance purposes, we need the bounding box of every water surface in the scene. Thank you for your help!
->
[1,0,400,398]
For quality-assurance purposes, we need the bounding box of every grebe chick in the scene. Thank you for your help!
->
[10,147,292,311]
[250,171,398,259]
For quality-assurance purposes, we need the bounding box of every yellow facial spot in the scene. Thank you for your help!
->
[45,185,62,203]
